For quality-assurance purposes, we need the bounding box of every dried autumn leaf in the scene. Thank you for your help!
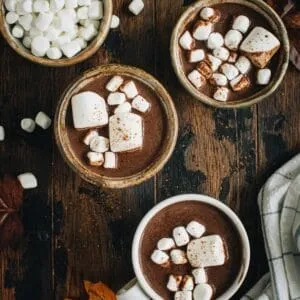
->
[84,280,116,300]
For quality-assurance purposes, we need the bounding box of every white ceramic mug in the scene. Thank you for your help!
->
[117,194,251,300]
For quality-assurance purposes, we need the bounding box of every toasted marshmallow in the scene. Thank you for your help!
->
[175,291,192,300]
[31,36,50,57]
[90,136,109,153]
[167,275,182,292]
[128,0,144,15]
[110,15,120,29]
[187,70,206,89]
[132,95,150,113]
[104,152,117,169]
[213,47,229,61]
[173,226,190,247]
[83,130,98,145]
[151,249,169,265]
[120,81,138,99]
[6,12,19,24]
[17,172,38,189]
[193,20,212,41]
[88,0,103,19]
[109,113,143,152]
[207,32,224,50]
[213,87,229,101]
[193,284,213,300]
[12,25,24,38]
[107,92,126,105]
[232,15,250,33]
[46,47,62,59]
[106,76,124,92]
[186,221,206,238]
[197,61,212,79]
[179,31,195,50]
[220,63,239,80]
[240,27,280,68]
[114,102,132,115]
[71,91,108,129]
[235,55,251,74]
[224,29,243,50]
[206,54,222,72]
[35,111,51,129]
[170,249,188,265]
[228,51,238,63]
[230,74,250,91]
[257,68,271,85]
[192,268,207,284]
[157,238,175,251]
[181,275,194,291]
[189,49,205,63]
[87,151,104,166]
[0,126,5,141]
[21,118,36,133]
[200,7,220,23]
[187,235,226,268]
[210,73,228,86]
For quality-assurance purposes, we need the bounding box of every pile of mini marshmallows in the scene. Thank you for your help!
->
[151,220,226,300]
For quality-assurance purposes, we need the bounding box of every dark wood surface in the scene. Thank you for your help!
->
[0,0,299,299]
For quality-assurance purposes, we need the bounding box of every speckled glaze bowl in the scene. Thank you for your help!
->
[55,64,179,189]
[0,0,112,67]
[170,0,290,108]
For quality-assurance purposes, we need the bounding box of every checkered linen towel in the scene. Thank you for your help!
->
[242,154,300,300]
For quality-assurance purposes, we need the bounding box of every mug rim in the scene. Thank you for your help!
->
[132,194,251,300]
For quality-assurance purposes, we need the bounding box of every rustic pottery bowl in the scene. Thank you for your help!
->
[170,0,290,108]
[0,0,112,67]
[55,64,179,189]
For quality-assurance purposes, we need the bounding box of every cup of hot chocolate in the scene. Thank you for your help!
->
[117,194,250,300]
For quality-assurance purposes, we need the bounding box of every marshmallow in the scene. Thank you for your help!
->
[110,15,120,29]
[179,31,195,50]
[114,102,132,115]
[187,235,226,268]
[213,87,229,101]
[5,12,19,24]
[21,118,36,133]
[220,63,239,80]
[22,0,33,13]
[109,113,143,152]
[210,73,228,86]
[228,51,238,63]
[193,20,213,41]
[128,0,144,16]
[52,33,71,47]
[69,24,78,39]
[16,2,26,15]
[23,36,32,48]
[151,249,169,265]
[157,238,175,251]
[197,61,212,79]
[175,291,192,300]
[207,32,224,50]
[17,173,38,189]
[120,81,138,99]
[232,15,250,33]
[193,284,213,300]
[31,36,50,57]
[189,49,205,63]
[80,19,99,28]
[235,56,251,74]
[200,7,220,23]
[77,6,88,19]
[35,111,52,129]
[173,226,190,247]
[73,37,87,49]
[29,27,43,38]
[50,0,64,12]
[230,74,250,91]
[192,268,207,284]
[90,136,109,153]
[19,14,33,31]
[132,95,150,113]
[187,70,205,89]
[106,76,124,92]
[65,0,77,9]
[79,23,97,40]
[45,26,62,41]
[107,92,126,105]
[186,221,205,238]
[87,151,104,166]
[83,130,98,145]
[4,0,17,11]
[206,54,222,72]
[12,25,24,38]
[57,9,76,32]
[33,0,49,12]
[78,0,91,6]
[213,47,229,61]
[88,1,103,19]
[167,275,182,292]
[257,68,271,85]
[170,249,188,265]
[61,40,81,58]
[181,275,194,291]
[35,12,54,31]
[71,91,108,129]
[46,47,62,59]
[104,152,117,169]
[0,126,5,141]
[224,29,243,50]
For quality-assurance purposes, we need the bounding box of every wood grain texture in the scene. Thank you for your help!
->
[0,0,300,300]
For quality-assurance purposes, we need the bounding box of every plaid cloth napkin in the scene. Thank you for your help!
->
[242,154,300,300]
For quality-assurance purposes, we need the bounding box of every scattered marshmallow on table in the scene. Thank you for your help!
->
[230,74,250,91]
[0,126,5,141]
[210,73,228,86]
[175,291,192,300]
[132,95,150,113]
[128,0,144,16]
[232,15,250,33]
[192,268,207,284]
[151,249,169,265]
[110,15,120,29]
[193,283,213,300]
[188,70,205,89]
[181,275,194,291]
[157,238,175,251]
[106,76,124,92]
[179,31,195,50]
[207,32,224,50]
[104,152,117,169]
[235,56,251,74]
[220,63,239,80]
[186,221,205,238]
[107,92,126,105]
[120,81,138,99]
[167,275,182,292]
[213,47,229,61]
[90,136,109,153]
[257,68,271,85]
[213,87,229,101]
[224,29,243,50]
[21,118,36,133]
[87,151,104,166]
[83,130,98,146]
[35,111,52,129]
[114,102,132,115]
[170,249,188,265]
[193,20,212,41]
[173,226,190,247]
[17,172,38,189]
[189,49,205,63]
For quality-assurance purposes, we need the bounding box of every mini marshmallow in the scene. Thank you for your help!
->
[78,0,90,6]
[210,73,228,86]
[189,49,205,63]
[4,0,17,12]
[206,54,222,72]
[17,173,38,189]
[128,0,144,16]
[0,126,5,141]
[230,74,250,91]
[45,26,62,41]
[87,151,104,166]
[90,136,109,153]
[65,0,77,9]
[193,20,212,41]
[235,56,251,74]
[21,118,36,133]
[29,27,43,38]
[232,15,250,33]
[79,23,97,40]
[83,130,98,145]
[52,33,71,47]
[151,249,169,265]
[114,102,132,115]
[257,68,271,85]
[224,29,243,50]
[186,221,206,238]
[107,92,126,105]
[187,70,205,89]
[110,15,120,29]
[57,9,76,32]
[12,25,24,38]
[120,81,138,99]
[175,291,192,300]
[5,12,19,24]
[88,0,103,19]
[170,249,188,265]
[181,275,194,291]
[35,111,52,129]
[33,0,49,12]
[22,0,33,13]
[80,19,99,28]
[35,12,54,31]
[31,36,50,57]
[104,152,117,169]
[207,32,224,50]
[73,37,87,49]
[106,76,124,92]
[157,238,175,251]
[23,36,32,48]
[197,61,212,79]
[213,47,229,61]
[193,284,213,300]
[173,226,190,247]
[213,87,229,101]
[132,95,150,113]
[200,7,220,23]
[192,268,207,284]
[220,63,239,80]
[179,31,195,50]
[16,2,26,15]
[167,275,182,292]
[50,0,64,12]
[77,6,88,19]
[18,14,33,31]
[61,40,81,58]
[228,51,238,63]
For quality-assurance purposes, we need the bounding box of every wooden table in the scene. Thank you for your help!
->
[0,0,299,299]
